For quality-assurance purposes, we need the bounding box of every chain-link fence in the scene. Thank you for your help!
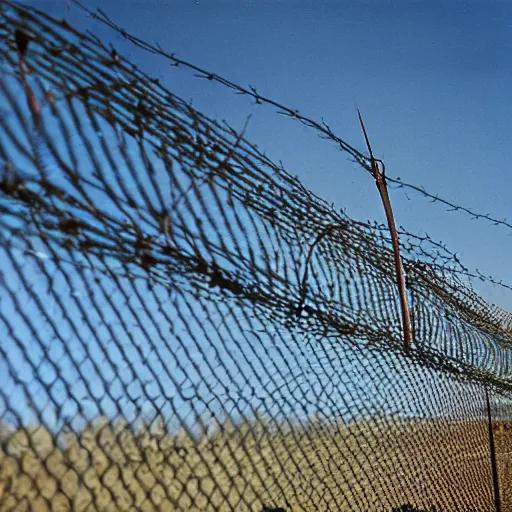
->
[0,2,511,511]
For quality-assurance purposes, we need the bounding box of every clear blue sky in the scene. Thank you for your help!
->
[26,0,512,312]
[4,0,510,430]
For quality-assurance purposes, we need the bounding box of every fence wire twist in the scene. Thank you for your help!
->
[0,2,511,511]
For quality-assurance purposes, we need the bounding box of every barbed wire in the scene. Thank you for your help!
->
[70,0,512,239]
[65,0,512,312]
[40,0,510,301]
[1,3,512,510]
[1,0,511,380]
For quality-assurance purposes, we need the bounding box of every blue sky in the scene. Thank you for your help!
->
[3,0,511,430]
[24,0,512,312]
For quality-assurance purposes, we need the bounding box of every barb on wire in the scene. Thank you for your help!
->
[387,176,512,232]
[357,109,412,354]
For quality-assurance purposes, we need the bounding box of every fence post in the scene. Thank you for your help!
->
[485,385,501,512]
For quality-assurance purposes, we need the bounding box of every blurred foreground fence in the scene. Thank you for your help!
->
[0,2,511,511]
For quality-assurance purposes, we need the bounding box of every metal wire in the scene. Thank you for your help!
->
[0,2,511,511]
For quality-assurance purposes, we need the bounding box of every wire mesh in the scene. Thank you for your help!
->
[0,2,511,511]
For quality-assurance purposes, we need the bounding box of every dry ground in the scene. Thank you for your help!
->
[0,415,509,511]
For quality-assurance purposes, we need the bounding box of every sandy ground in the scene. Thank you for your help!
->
[0,415,509,511]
